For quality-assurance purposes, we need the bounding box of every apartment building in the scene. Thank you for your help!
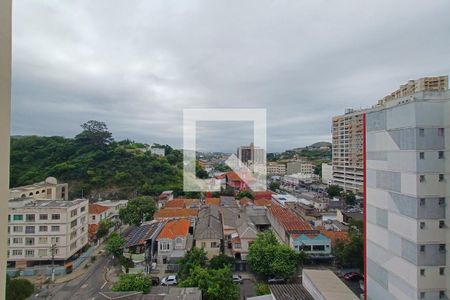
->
[7,198,88,268]
[267,162,286,175]
[237,143,265,166]
[9,177,68,200]
[321,163,333,184]
[286,161,314,175]
[366,78,450,299]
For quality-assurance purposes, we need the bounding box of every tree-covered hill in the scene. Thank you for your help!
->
[10,121,185,200]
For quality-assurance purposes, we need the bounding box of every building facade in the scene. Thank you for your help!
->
[267,162,286,176]
[366,80,450,299]
[286,161,314,175]
[7,198,88,268]
[9,177,69,201]
[321,163,333,184]
[237,143,265,166]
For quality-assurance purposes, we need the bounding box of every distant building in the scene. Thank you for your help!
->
[156,219,192,264]
[237,143,265,166]
[321,163,332,185]
[7,198,88,268]
[9,177,68,201]
[150,146,165,156]
[286,161,314,175]
[267,162,286,175]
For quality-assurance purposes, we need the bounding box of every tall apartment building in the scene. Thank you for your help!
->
[332,109,368,193]
[286,161,315,175]
[9,177,69,200]
[366,77,449,299]
[7,198,88,268]
[237,143,265,166]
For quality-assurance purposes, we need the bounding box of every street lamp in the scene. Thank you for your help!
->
[50,243,57,282]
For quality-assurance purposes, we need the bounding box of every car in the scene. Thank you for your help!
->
[161,275,177,286]
[232,274,243,284]
[343,272,362,281]
[267,277,285,284]
[151,277,160,286]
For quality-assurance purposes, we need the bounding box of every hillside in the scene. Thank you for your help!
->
[10,121,185,200]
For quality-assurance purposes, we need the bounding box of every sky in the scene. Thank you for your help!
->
[11,0,450,152]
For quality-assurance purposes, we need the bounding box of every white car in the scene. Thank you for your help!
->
[161,275,177,286]
[232,274,243,284]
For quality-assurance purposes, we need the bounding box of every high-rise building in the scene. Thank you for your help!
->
[366,77,449,299]
[237,143,265,166]
[332,108,368,193]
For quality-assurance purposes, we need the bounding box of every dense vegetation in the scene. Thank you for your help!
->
[5,276,34,300]
[10,120,186,199]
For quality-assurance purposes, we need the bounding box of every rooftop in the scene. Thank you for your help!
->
[123,221,164,248]
[89,203,110,214]
[269,205,313,232]
[8,198,86,209]
[269,284,313,300]
[302,269,359,300]
[154,208,198,219]
[157,219,190,240]
[204,197,220,206]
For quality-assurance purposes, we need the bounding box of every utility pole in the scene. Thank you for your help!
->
[50,243,57,282]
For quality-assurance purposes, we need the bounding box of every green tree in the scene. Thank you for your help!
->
[75,120,113,147]
[221,186,235,196]
[209,254,234,270]
[326,184,343,198]
[6,276,34,300]
[96,219,112,239]
[343,191,356,206]
[112,273,152,294]
[119,196,156,226]
[119,256,135,273]
[236,190,253,200]
[196,162,209,179]
[179,266,239,300]
[106,232,125,258]
[247,231,300,280]
[177,247,208,280]
[333,220,363,271]
[269,181,280,191]
[255,282,271,296]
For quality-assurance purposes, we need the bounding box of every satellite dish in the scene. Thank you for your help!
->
[45,177,58,184]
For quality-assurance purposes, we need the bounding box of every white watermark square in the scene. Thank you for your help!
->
[183,108,267,192]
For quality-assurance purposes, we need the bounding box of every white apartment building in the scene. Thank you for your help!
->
[366,78,450,299]
[267,162,286,175]
[9,177,69,200]
[7,198,88,268]
[321,163,333,184]
[286,161,315,175]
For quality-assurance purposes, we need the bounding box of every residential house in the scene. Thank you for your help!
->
[88,203,110,239]
[204,197,220,207]
[163,198,201,209]
[238,197,253,207]
[292,233,331,256]
[194,206,223,259]
[157,191,174,209]
[220,196,238,208]
[156,219,192,264]
[245,206,271,232]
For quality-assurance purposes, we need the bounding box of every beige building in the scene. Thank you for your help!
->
[267,162,286,175]
[194,206,223,259]
[7,198,88,268]
[286,161,314,175]
[9,177,69,200]
[321,163,333,185]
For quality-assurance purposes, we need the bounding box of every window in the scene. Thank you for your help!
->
[419,152,425,159]
[25,238,34,246]
[439,198,445,206]
[13,226,23,233]
[25,226,35,234]
[70,242,77,251]
[438,151,444,159]
[80,206,86,213]
[38,249,47,257]
[419,175,425,182]
[13,215,23,221]
[39,225,48,232]
[439,221,445,228]
[439,174,445,182]
[39,214,48,220]
[92,216,96,221]
[440,267,445,275]
[420,269,425,276]
[420,222,425,229]
[438,128,444,136]
[234,243,241,249]
[51,225,60,232]
[12,250,22,256]
[70,231,77,240]
[175,237,183,245]
[81,216,86,223]
[420,292,425,299]
[312,245,325,251]
[51,237,59,244]
[419,198,425,206]
[71,219,77,228]
[51,214,60,220]
[440,291,446,299]
[25,250,34,257]
[439,244,446,252]
[419,128,425,137]
[211,242,218,248]
[26,214,35,222]
[159,243,170,250]
[70,209,77,217]
[39,237,48,244]
[420,245,425,252]
[13,238,22,244]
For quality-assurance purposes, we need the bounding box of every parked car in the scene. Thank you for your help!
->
[267,277,285,284]
[151,277,160,286]
[232,274,243,284]
[161,275,177,286]
[343,272,362,281]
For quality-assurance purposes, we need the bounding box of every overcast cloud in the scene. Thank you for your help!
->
[11,0,450,152]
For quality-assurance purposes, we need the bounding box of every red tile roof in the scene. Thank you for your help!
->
[89,204,109,215]
[253,198,273,207]
[239,197,252,206]
[154,208,198,219]
[205,198,220,206]
[157,219,190,240]
[226,172,242,182]
[253,191,272,200]
[318,227,349,246]
[269,205,313,232]
[164,199,187,208]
